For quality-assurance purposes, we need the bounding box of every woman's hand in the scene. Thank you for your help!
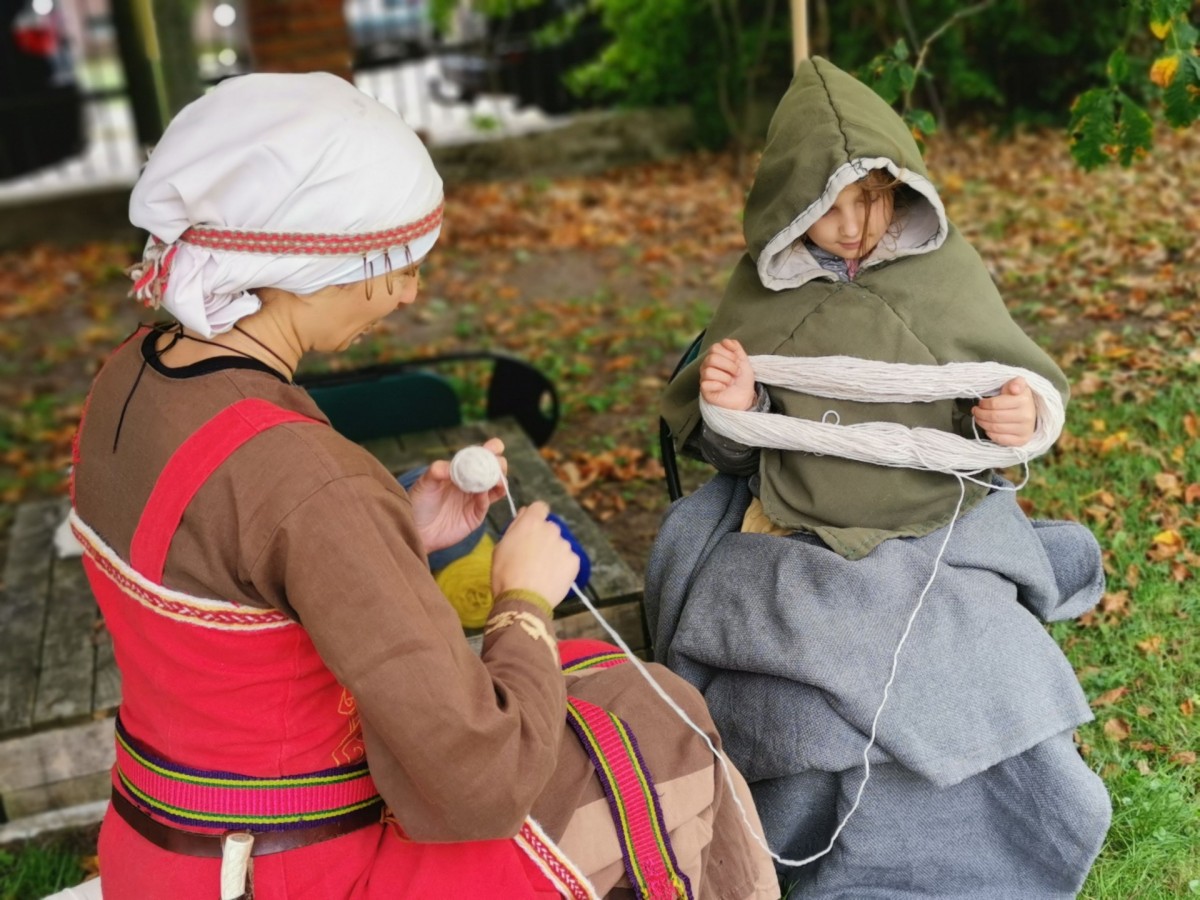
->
[409,438,508,553]
[700,339,757,411]
[492,501,580,610]
[973,377,1037,447]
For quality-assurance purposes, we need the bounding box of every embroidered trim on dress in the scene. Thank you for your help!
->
[70,510,294,632]
[514,817,598,900]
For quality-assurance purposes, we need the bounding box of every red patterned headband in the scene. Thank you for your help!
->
[178,203,444,256]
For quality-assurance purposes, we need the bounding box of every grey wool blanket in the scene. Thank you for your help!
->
[645,474,1112,898]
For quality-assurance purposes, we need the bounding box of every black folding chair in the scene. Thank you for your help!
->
[299,351,559,448]
[659,331,706,502]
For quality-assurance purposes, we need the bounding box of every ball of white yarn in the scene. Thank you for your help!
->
[450,445,503,494]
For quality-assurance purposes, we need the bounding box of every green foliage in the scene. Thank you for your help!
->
[1066,0,1199,168]
[828,0,1128,126]
[840,0,1197,169]
[429,0,544,32]
[1162,54,1200,128]
[858,39,915,106]
[567,0,790,148]
[856,39,937,151]
[440,0,1197,164]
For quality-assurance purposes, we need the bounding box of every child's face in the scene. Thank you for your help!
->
[805,180,894,260]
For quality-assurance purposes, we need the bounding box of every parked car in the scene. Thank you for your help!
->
[345,0,435,66]
[0,0,84,180]
[432,0,606,115]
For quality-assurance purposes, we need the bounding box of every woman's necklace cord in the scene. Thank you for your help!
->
[232,324,297,381]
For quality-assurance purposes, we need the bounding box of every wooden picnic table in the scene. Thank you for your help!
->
[0,419,644,824]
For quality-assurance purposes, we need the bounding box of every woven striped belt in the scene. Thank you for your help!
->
[563,645,695,900]
[113,716,383,844]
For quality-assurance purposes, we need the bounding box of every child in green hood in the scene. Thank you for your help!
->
[699,168,1038,458]
[661,57,1071,559]
[650,56,1109,898]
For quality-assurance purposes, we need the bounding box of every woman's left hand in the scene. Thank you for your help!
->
[408,438,508,553]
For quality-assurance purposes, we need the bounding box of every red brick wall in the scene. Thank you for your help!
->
[244,0,354,81]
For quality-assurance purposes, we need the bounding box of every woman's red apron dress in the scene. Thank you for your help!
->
[73,398,690,900]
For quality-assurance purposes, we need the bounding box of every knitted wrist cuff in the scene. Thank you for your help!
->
[493,588,554,618]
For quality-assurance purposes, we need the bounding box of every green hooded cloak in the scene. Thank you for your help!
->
[661,57,1068,559]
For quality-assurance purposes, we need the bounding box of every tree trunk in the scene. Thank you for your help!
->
[110,0,166,146]
[154,0,204,116]
[244,0,354,81]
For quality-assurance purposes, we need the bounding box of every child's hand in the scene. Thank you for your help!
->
[408,437,508,553]
[972,377,1037,447]
[699,339,757,411]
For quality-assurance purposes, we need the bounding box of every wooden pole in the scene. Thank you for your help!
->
[110,0,166,145]
[791,0,808,69]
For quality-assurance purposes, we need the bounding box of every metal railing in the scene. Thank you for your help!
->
[0,0,605,200]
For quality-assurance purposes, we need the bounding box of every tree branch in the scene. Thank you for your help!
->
[902,0,996,113]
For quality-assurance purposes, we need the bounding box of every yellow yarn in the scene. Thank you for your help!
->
[434,533,496,629]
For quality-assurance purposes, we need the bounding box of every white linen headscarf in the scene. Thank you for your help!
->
[128,72,443,338]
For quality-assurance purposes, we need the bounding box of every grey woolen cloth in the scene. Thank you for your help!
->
[645,474,1112,897]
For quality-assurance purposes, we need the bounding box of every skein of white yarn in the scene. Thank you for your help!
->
[449,445,504,493]
[700,355,1064,472]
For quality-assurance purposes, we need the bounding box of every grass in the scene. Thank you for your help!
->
[1017,336,1200,898]
[1,128,1197,895]
[2,316,1195,900]
[0,835,93,900]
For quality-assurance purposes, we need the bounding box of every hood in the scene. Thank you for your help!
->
[745,57,948,291]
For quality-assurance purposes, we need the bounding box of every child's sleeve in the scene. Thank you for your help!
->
[684,385,771,476]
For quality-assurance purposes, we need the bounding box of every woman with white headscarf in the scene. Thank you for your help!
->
[69,73,777,899]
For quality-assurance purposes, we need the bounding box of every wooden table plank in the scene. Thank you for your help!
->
[394,428,459,473]
[34,549,101,726]
[381,420,642,604]
[372,420,646,649]
[0,500,60,736]
[0,718,115,820]
[367,420,643,610]
[359,436,407,474]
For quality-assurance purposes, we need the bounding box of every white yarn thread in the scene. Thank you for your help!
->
[699,356,1064,473]
[450,445,504,493]
[496,478,771,857]
[484,357,1053,870]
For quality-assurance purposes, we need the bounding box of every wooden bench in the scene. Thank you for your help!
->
[0,419,644,825]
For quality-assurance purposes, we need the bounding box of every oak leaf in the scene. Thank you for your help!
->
[1103,718,1131,741]
[1090,686,1129,707]
[1136,635,1164,655]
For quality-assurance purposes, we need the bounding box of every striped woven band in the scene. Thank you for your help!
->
[179,203,443,256]
[565,698,693,900]
[562,651,628,674]
[114,716,382,832]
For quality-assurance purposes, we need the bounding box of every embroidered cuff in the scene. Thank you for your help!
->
[493,588,554,619]
[484,610,558,663]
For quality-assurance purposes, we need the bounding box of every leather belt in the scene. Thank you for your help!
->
[111,787,384,858]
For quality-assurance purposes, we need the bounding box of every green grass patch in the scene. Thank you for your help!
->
[0,839,91,900]
[1018,336,1200,898]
